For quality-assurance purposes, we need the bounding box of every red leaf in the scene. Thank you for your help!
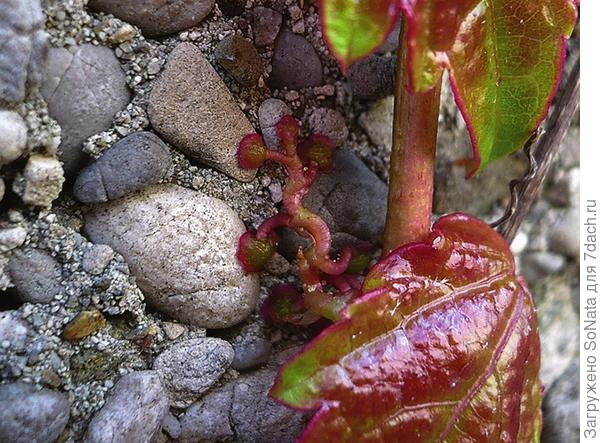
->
[271,213,542,442]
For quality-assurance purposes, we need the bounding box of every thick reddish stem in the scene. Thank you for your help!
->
[383,20,442,254]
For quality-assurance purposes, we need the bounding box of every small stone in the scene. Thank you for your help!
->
[82,244,115,275]
[314,84,335,96]
[289,5,303,21]
[269,28,323,90]
[358,96,394,150]
[84,184,259,328]
[258,98,292,150]
[252,7,282,47]
[179,388,235,442]
[520,252,566,283]
[291,19,305,34]
[0,383,69,443]
[308,108,348,146]
[148,43,255,182]
[41,45,130,176]
[548,206,579,259]
[0,311,30,353]
[147,59,162,75]
[0,110,28,165]
[62,309,106,341]
[85,371,169,443]
[0,0,48,103]
[348,55,396,100]
[89,0,215,37]
[73,132,173,204]
[162,413,181,440]
[7,248,62,304]
[0,227,27,252]
[268,181,283,203]
[215,35,263,87]
[13,155,64,207]
[231,337,272,371]
[153,338,234,408]
[162,321,187,340]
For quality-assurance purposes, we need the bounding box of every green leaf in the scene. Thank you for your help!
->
[320,0,400,70]
[401,0,578,173]
[271,213,542,442]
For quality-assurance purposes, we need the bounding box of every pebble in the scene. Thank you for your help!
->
[73,132,173,204]
[7,248,63,304]
[88,0,215,37]
[162,412,182,440]
[0,0,47,103]
[258,98,292,150]
[0,383,70,443]
[269,28,323,90]
[41,45,131,177]
[520,252,566,283]
[231,337,272,371]
[62,309,106,341]
[308,108,349,146]
[0,110,28,165]
[215,35,263,87]
[84,184,259,328]
[85,371,169,443]
[162,321,187,340]
[180,388,235,442]
[0,226,28,252]
[81,244,115,275]
[153,338,234,408]
[358,96,394,150]
[548,206,579,259]
[0,311,30,353]
[148,43,256,182]
[12,155,64,207]
[348,55,396,100]
[252,7,282,47]
[268,181,283,203]
[541,360,579,443]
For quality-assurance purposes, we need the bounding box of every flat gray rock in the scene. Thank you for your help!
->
[83,184,259,328]
[89,0,215,37]
[0,383,70,443]
[153,338,234,408]
[85,371,169,443]
[7,248,63,304]
[74,131,173,204]
[41,45,130,177]
[0,0,48,103]
[148,43,255,182]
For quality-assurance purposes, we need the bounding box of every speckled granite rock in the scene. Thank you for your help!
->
[85,371,169,443]
[41,45,130,177]
[148,43,255,182]
[83,184,259,328]
[0,0,48,103]
[73,132,173,204]
[88,0,215,37]
[0,383,70,443]
[153,338,234,407]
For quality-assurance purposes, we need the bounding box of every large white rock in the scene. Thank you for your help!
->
[84,184,259,328]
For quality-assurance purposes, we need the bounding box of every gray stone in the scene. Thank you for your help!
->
[348,55,396,100]
[85,371,169,443]
[358,96,394,150]
[41,45,130,177]
[308,108,348,146]
[0,0,48,103]
[153,338,234,408]
[180,388,235,442]
[73,132,173,204]
[520,252,566,283]
[231,337,272,371]
[88,0,215,37]
[0,227,27,252]
[253,7,282,47]
[0,311,30,353]
[548,206,579,259]
[269,28,322,90]
[541,360,579,443]
[258,98,292,150]
[84,184,259,328]
[81,244,115,275]
[7,248,63,304]
[230,368,309,443]
[215,35,263,87]
[12,155,64,207]
[0,111,28,165]
[0,383,69,443]
[148,43,255,182]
